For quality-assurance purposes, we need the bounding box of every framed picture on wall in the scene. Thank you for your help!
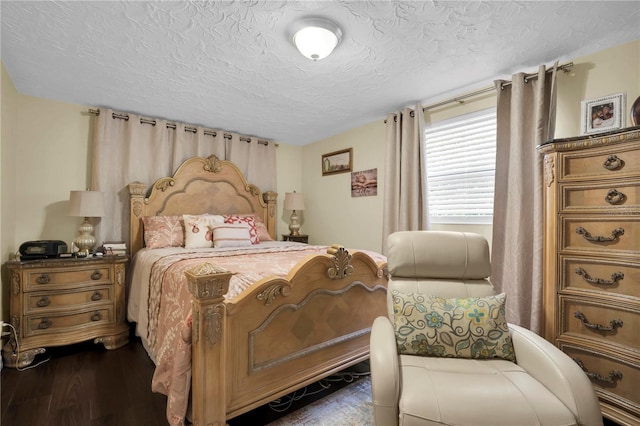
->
[322,148,353,176]
[351,168,378,197]
[580,93,625,135]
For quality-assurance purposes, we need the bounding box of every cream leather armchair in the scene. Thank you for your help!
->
[371,231,602,426]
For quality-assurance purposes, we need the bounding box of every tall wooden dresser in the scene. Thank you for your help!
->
[538,126,640,425]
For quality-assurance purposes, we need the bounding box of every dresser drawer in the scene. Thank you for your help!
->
[559,296,640,350]
[561,216,640,256]
[24,265,112,291]
[559,342,640,417]
[25,307,113,337]
[561,181,640,212]
[560,141,640,181]
[24,286,113,315]
[561,257,640,300]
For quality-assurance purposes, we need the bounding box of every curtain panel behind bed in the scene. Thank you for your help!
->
[90,108,276,246]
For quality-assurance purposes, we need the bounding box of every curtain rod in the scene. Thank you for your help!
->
[87,108,272,146]
[422,62,573,112]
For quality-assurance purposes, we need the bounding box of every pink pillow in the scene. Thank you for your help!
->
[142,215,185,249]
[224,215,259,244]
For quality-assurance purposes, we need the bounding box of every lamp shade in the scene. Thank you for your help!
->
[68,190,105,218]
[284,192,305,211]
[291,18,342,60]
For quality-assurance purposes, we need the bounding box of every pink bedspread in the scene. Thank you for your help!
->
[137,244,385,425]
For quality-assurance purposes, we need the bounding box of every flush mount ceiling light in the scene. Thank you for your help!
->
[291,18,342,61]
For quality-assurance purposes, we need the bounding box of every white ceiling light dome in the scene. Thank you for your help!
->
[291,18,343,61]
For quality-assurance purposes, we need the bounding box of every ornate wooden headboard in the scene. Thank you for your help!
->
[128,155,277,256]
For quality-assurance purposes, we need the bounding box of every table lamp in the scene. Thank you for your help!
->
[68,190,105,257]
[284,191,305,236]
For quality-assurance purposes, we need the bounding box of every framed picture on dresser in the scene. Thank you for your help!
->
[580,93,625,135]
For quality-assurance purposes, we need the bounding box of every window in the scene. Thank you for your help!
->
[424,109,496,224]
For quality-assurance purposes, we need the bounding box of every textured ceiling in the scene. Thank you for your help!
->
[2,1,639,145]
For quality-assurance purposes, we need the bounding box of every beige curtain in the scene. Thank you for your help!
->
[491,64,558,333]
[382,104,428,254]
[91,108,277,246]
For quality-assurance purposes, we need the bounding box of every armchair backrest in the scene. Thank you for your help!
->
[386,231,496,318]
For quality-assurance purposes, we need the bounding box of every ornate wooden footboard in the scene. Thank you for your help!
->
[186,246,388,426]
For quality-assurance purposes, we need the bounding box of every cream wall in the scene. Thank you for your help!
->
[556,39,640,138]
[1,40,638,322]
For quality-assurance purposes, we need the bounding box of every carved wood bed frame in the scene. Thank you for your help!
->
[128,155,388,425]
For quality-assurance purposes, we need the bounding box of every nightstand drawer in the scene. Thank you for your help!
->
[24,265,112,291]
[559,296,639,350]
[24,286,113,314]
[25,307,113,337]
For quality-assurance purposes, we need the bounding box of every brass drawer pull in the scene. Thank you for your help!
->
[91,270,103,280]
[574,311,623,332]
[38,318,52,329]
[36,274,50,284]
[91,291,103,301]
[575,267,624,286]
[574,358,623,384]
[91,312,102,322]
[36,296,51,307]
[603,155,625,171]
[605,189,627,205]
[575,226,624,243]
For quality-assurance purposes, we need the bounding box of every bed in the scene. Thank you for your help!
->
[126,154,388,426]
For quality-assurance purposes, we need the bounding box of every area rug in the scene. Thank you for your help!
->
[266,376,373,426]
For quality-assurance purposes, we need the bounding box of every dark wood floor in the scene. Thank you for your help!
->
[1,333,364,426]
[1,334,623,426]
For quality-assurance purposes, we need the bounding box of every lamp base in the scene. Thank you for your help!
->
[75,217,96,257]
[289,210,301,236]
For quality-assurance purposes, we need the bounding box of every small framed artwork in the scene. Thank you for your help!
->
[631,95,640,126]
[580,93,625,135]
[322,148,353,176]
[351,168,378,197]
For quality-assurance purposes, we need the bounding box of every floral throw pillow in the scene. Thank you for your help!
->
[224,215,259,244]
[392,291,515,362]
[142,215,185,249]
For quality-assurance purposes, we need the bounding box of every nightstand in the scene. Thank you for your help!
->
[2,255,129,368]
[282,234,309,244]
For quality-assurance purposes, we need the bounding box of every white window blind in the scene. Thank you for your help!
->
[424,109,496,224]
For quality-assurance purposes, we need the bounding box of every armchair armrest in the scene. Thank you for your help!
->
[370,316,400,426]
[509,324,602,426]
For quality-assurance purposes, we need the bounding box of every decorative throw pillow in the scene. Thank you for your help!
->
[142,215,185,249]
[212,224,253,248]
[183,214,225,248]
[392,291,515,361]
[224,215,259,244]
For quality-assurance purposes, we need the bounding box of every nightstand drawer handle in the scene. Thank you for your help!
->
[603,154,625,171]
[91,291,102,301]
[573,358,623,384]
[36,274,50,284]
[575,267,624,286]
[38,318,52,329]
[605,189,627,205]
[36,296,50,307]
[574,311,623,332]
[575,226,624,243]
[91,312,102,322]
[91,270,103,280]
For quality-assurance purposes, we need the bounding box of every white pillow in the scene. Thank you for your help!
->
[212,224,253,248]
[183,214,224,248]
